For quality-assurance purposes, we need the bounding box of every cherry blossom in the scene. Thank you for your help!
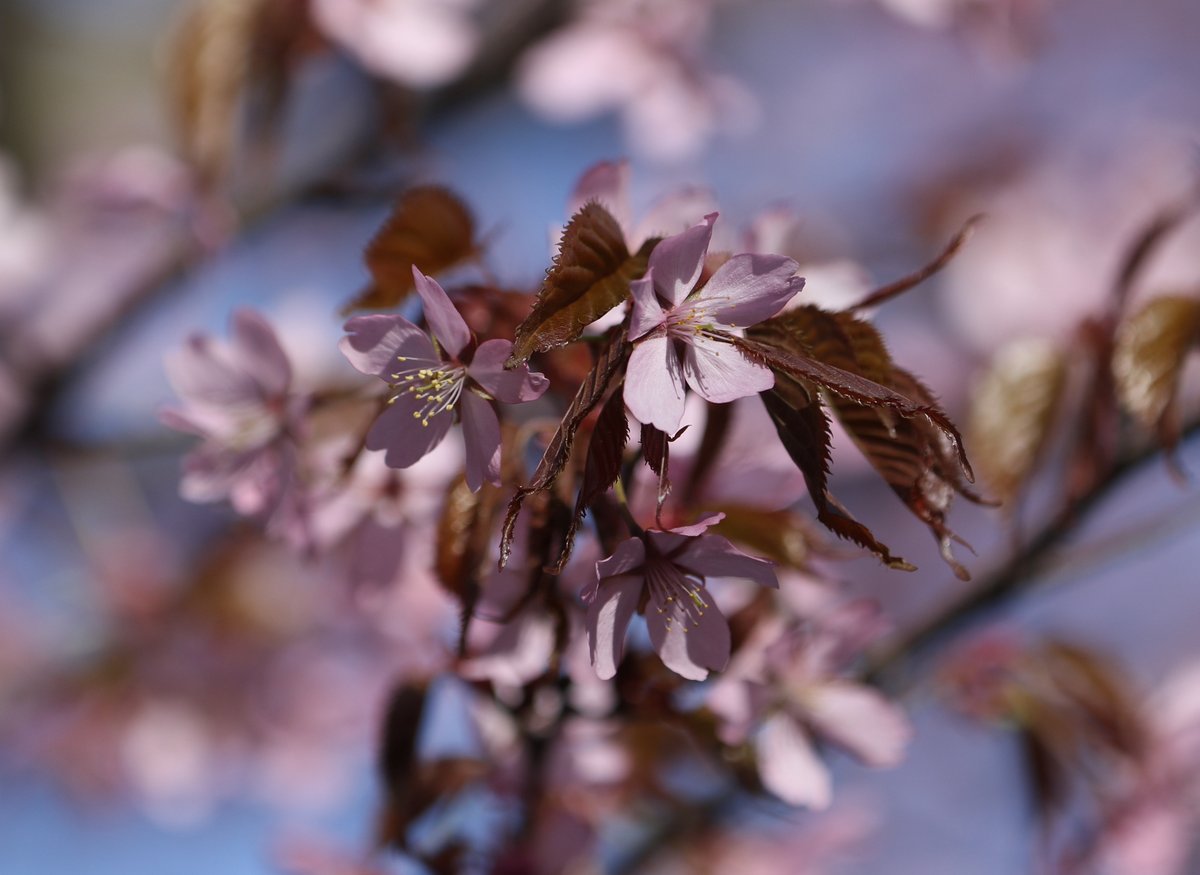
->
[624,214,805,432]
[709,603,912,809]
[161,309,308,533]
[584,513,777,681]
[340,268,548,491]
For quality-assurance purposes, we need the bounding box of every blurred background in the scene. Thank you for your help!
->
[2,0,1200,873]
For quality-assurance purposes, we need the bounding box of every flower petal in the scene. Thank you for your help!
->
[675,534,778,589]
[340,314,437,377]
[459,390,502,491]
[412,267,471,358]
[681,333,774,404]
[804,681,912,768]
[568,159,631,232]
[468,338,549,403]
[634,187,718,250]
[624,335,686,432]
[365,389,454,469]
[756,713,831,809]
[645,582,730,681]
[165,334,259,409]
[594,537,647,589]
[695,253,804,328]
[628,273,667,341]
[648,213,717,307]
[230,309,292,398]
[586,574,644,680]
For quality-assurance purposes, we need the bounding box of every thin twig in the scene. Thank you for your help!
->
[862,418,1200,694]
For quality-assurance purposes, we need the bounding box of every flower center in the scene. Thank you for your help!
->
[643,555,709,630]
[389,358,467,427]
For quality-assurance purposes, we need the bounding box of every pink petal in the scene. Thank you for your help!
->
[340,314,437,377]
[643,514,725,555]
[695,253,805,328]
[587,574,644,680]
[568,159,631,232]
[365,390,454,469]
[230,309,292,397]
[595,537,647,586]
[412,267,471,358]
[166,334,259,408]
[681,333,774,404]
[645,582,730,681]
[624,335,686,432]
[804,682,912,768]
[756,713,831,809]
[665,513,725,537]
[628,272,667,341]
[675,534,778,589]
[634,187,718,249]
[458,390,502,491]
[468,338,549,403]
[648,213,717,307]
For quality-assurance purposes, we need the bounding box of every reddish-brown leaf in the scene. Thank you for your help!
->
[849,216,981,311]
[344,187,478,312]
[735,332,972,478]
[168,0,263,188]
[968,338,1067,506]
[507,204,654,365]
[553,385,630,572]
[435,474,502,654]
[499,328,630,568]
[640,423,687,525]
[760,374,913,570]
[1112,294,1200,457]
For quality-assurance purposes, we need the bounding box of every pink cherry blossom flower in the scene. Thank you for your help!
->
[624,214,804,433]
[340,268,548,492]
[161,309,307,535]
[709,602,911,809]
[584,513,777,682]
[311,0,482,89]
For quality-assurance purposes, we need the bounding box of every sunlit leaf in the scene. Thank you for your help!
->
[1112,294,1200,455]
[168,0,263,188]
[507,204,655,365]
[344,187,478,312]
[969,338,1067,505]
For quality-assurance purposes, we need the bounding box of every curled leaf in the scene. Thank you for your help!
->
[969,338,1067,506]
[1112,295,1200,456]
[507,203,655,365]
[554,385,630,572]
[641,423,687,526]
[744,310,979,576]
[760,374,913,571]
[435,474,502,654]
[850,216,981,311]
[344,187,478,312]
[499,328,629,568]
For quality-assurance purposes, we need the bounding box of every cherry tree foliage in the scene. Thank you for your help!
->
[3,1,1200,874]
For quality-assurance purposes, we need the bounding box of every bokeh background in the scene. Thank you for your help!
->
[3,0,1200,873]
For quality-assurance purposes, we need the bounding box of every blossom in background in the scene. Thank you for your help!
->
[565,159,717,252]
[341,267,548,491]
[625,214,805,432]
[161,309,307,534]
[709,604,911,808]
[517,0,755,162]
[311,0,482,89]
[584,513,777,681]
